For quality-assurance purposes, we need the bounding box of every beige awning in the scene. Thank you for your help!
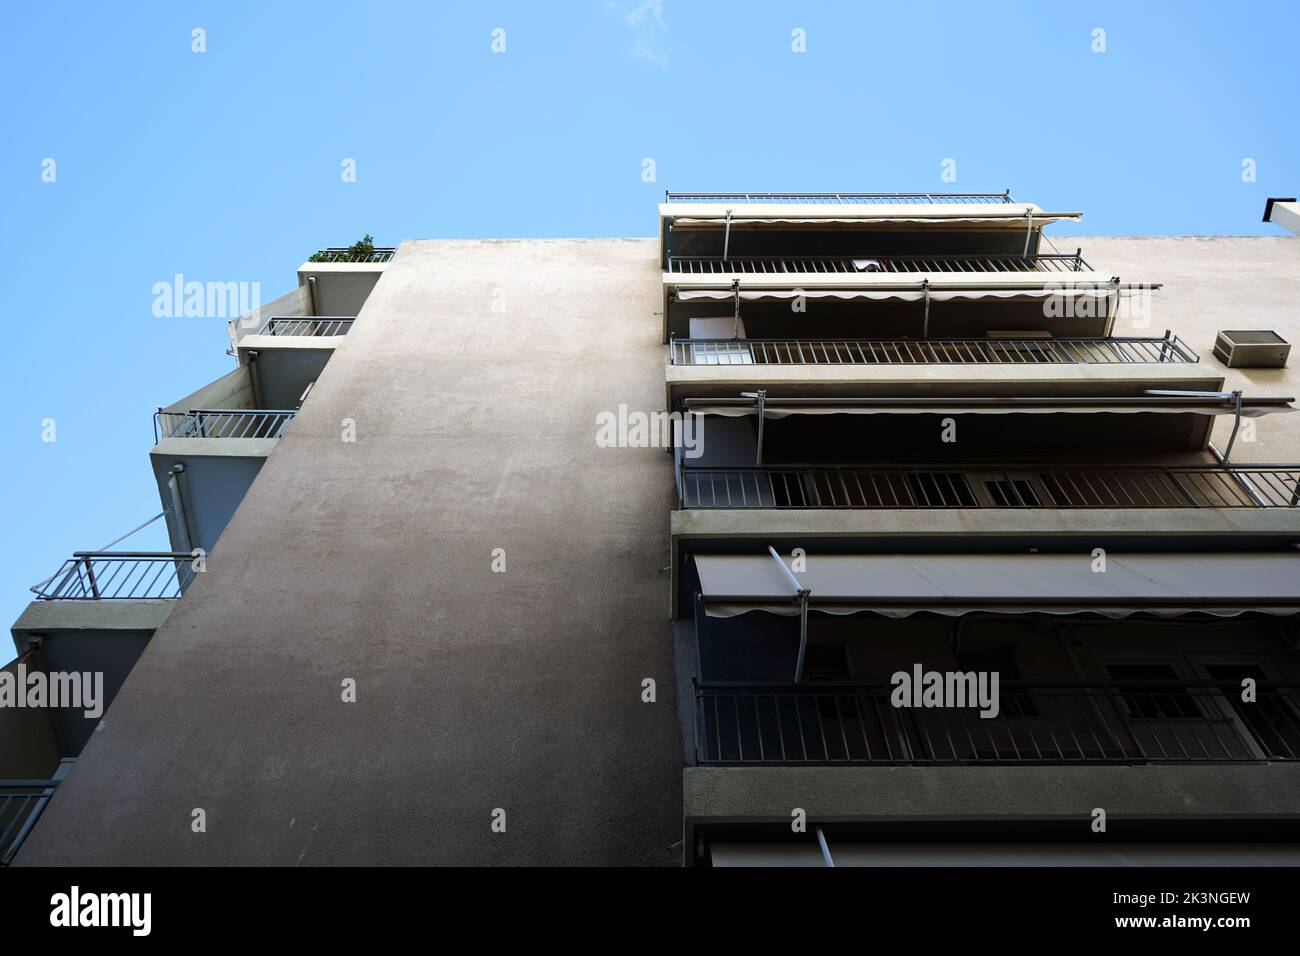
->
[682,396,1295,419]
[676,288,928,303]
[693,552,1300,619]
[669,212,1083,228]
[672,287,1125,304]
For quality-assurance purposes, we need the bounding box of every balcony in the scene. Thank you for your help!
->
[679,464,1300,510]
[666,252,1090,275]
[308,246,396,263]
[298,248,391,316]
[154,408,295,442]
[670,334,1197,366]
[665,192,1017,205]
[694,681,1300,766]
[257,316,354,337]
[31,552,196,601]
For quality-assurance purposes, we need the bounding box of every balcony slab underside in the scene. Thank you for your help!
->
[149,436,280,459]
[235,334,343,354]
[671,507,1300,540]
[11,599,175,635]
[683,764,1300,844]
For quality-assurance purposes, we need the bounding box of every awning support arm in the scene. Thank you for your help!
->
[921,278,931,338]
[731,278,741,340]
[1023,209,1035,256]
[766,545,812,683]
[743,390,767,464]
[794,589,811,683]
[1223,389,1245,464]
[815,826,835,867]
[722,209,733,261]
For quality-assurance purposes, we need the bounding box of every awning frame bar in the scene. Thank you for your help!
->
[742,390,767,464]
[766,545,812,683]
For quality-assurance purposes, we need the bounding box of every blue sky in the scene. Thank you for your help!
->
[1,1,1298,640]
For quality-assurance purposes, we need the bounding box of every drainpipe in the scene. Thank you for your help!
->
[306,274,318,315]
[166,464,196,554]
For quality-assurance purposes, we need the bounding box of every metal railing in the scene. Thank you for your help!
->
[31,552,197,600]
[1,780,59,865]
[308,247,395,263]
[666,252,1089,274]
[679,465,1300,510]
[259,316,354,337]
[154,409,296,442]
[694,681,1300,766]
[670,335,1198,366]
[665,191,1015,205]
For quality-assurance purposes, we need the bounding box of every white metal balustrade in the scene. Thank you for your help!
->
[666,252,1090,274]
[665,191,1016,205]
[670,335,1198,366]
[258,316,354,337]
[154,409,296,441]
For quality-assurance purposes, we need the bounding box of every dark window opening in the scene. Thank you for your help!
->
[804,643,852,682]
[958,648,1038,718]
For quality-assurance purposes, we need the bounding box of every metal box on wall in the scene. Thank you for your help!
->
[1213,330,1291,368]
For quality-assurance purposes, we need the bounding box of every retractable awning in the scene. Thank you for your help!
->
[693,552,1300,619]
[669,210,1083,228]
[672,287,1135,304]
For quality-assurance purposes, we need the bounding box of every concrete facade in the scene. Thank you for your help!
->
[17,239,683,866]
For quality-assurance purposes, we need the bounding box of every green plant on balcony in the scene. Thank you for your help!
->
[310,234,376,263]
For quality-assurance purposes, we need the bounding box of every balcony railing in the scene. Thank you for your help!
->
[258,316,354,337]
[31,552,197,600]
[694,681,1300,766]
[154,408,296,442]
[670,335,1198,366]
[666,252,1089,275]
[308,247,395,263]
[665,192,1015,205]
[680,465,1300,510]
[1,779,59,865]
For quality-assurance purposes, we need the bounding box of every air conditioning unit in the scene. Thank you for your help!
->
[1213,330,1291,368]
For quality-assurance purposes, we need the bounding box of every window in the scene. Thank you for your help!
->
[804,643,851,682]
[959,648,1037,718]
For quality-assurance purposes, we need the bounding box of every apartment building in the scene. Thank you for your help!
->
[4,193,1300,867]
